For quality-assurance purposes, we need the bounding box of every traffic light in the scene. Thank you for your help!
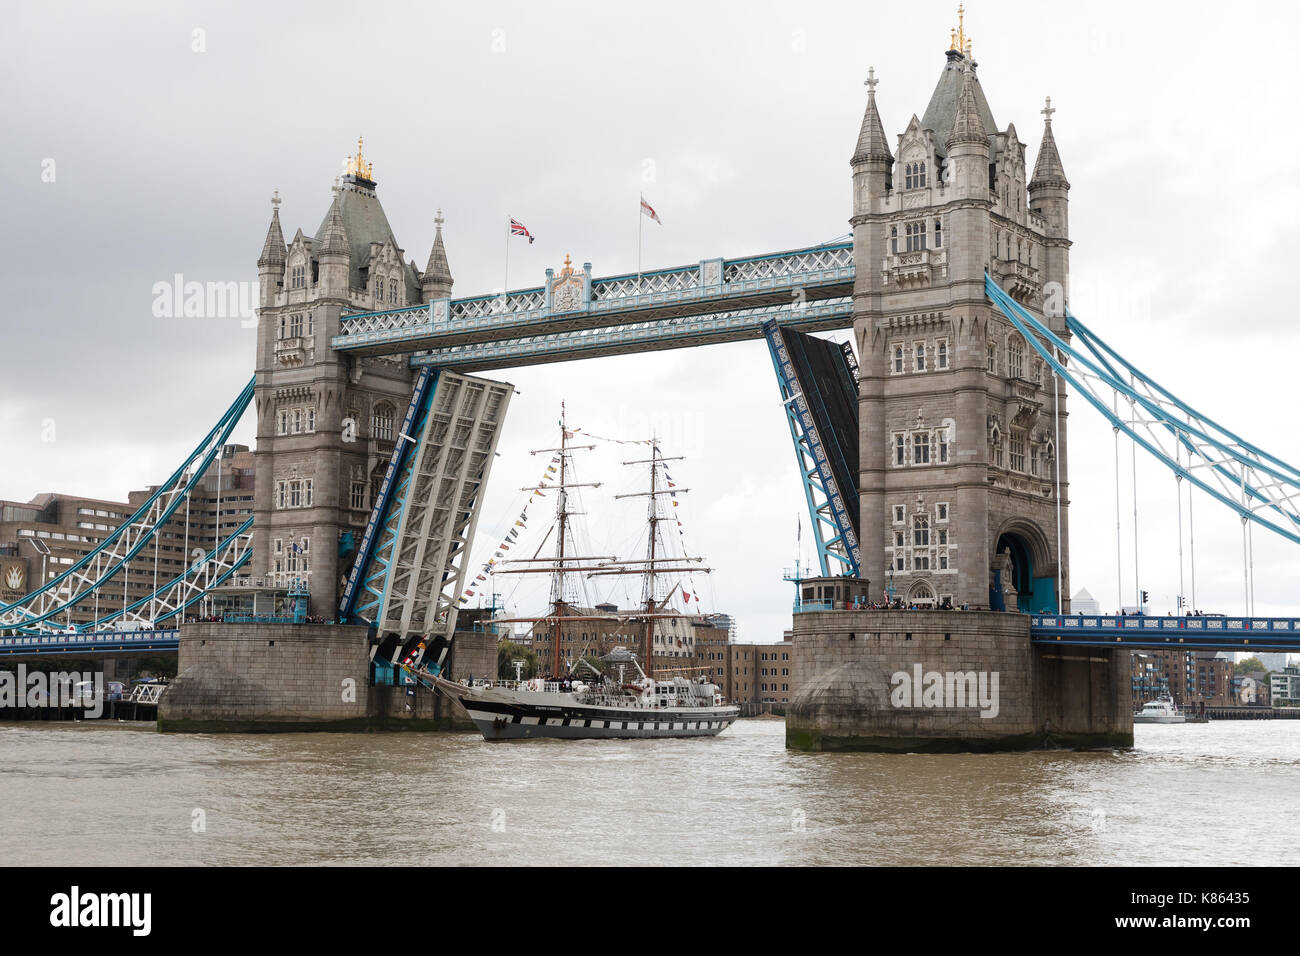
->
[1141,589,1149,605]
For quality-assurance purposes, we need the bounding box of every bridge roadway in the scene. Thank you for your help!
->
[0,628,181,657]
[330,241,855,365]
[13,613,1300,658]
[1030,613,1300,653]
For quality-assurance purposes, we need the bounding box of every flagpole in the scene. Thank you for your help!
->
[503,219,510,308]
[637,194,644,284]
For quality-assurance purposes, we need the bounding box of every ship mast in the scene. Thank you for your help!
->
[551,405,570,677]
[642,442,659,673]
[614,443,709,675]
[494,404,602,676]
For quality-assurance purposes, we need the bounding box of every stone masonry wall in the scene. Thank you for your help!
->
[787,609,1132,752]
[158,622,492,732]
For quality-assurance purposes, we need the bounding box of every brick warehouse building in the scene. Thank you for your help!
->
[1130,649,1233,709]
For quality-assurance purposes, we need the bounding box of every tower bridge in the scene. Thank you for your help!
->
[4,18,1299,746]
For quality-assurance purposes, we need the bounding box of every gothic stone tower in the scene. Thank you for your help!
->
[851,39,1072,613]
[252,139,454,615]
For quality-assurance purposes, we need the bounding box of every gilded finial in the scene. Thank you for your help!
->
[949,4,971,57]
[346,135,374,181]
[561,253,574,276]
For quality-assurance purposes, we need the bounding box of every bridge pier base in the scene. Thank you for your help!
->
[157,622,495,733]
[786,609,1133,753]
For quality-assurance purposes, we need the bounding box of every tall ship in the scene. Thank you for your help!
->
[431,405,739,741]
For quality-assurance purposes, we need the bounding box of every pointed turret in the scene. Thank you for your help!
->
[1029,97,1069,191]
[946,64,988,149]
[318,182,349,258]
[421,209,453,302]
[318,180,351,299]
[258,190,287,269]
[852,68,893,166]
[1029,97,1071,330]
[851,67,893,217]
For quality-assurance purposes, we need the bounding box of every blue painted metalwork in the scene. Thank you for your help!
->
[338,366,438,624]
[409,298,852,371]
[763,319,861,577]
[1030,614,1300,652]
[331,242,854,356]
[985,275,1300,547]
[0,379,257,631]
[19,517,257,635]
[0,628,181,657]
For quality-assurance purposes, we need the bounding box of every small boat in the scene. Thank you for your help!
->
[1134,696,1186,724]
[428,646,739,741]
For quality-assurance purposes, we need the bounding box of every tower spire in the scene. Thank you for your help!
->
[1030,96,1069,189]
[422,208,454,301]
[946,62,988,148]
[257,189,286,268]
[852,66,893,165]
[319,179,349,258]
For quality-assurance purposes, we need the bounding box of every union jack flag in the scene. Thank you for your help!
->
[510,218,535,243]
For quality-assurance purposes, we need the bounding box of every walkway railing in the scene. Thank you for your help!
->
[1030,614,1300,651]
[332,242,854,357]
[0,628,181,656]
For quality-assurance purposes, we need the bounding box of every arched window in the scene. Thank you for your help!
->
[910,582,935,605]
[933,219,942,248]
[374,277,384,302]
[389,278,398,304]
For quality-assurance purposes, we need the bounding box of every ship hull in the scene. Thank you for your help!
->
[436,678,738,741]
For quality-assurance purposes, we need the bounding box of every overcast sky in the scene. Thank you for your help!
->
[3,0,1299,644]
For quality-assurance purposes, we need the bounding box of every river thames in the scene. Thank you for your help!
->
[2,719,1296,866]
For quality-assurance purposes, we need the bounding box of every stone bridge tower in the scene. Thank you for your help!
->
[251,139,453,615]
[850,30,1071,614]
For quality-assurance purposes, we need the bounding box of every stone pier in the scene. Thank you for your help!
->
[786,609,1132,752]
[158,622,496,733]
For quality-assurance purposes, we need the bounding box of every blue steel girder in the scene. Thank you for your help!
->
[343,369,514,669]
[339,366,438,624]
[1030,614,1300,652]
[763,320,861,578]
[374,373,513,666]
[0,378,256,631]
[0,628,181,657]
[46,517,255,635]
[410,298,853,372]
[331,242,854,357]
[984,275,1300,548]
